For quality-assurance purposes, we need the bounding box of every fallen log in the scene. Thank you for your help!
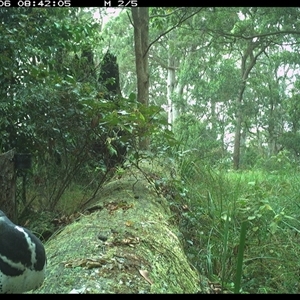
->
[33,161,210,293]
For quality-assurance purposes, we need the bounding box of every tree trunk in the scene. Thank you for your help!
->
[232,78,245,170]
[0,149,17,222]
[167,56,177,129]
[266,94,280,157]
[131,8,150,150]
[232,40,270,169]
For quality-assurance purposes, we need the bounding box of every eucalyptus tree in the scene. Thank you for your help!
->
[99,7,300,167]
[149,8,240,158]
[192,7,300,169]
[244,48,300,159]
[101,8,205,149]
[148,8,205,125]
[130,7,150,149]
[277,72,300,158]
[160,7,300,168]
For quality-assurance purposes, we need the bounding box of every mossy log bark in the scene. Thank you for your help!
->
[34,162,210,294]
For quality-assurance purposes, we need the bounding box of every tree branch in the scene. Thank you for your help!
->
[144,7,205,58]
[149,7,183,19]
[217,30,300,41]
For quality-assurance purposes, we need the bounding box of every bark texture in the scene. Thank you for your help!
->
[131,8,150,150]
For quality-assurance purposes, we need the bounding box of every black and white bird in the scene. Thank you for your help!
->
[0,210,46,293]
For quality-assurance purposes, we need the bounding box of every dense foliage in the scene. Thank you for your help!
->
[0,8,172,208]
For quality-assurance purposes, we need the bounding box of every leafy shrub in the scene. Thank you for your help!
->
[254,149,294,173]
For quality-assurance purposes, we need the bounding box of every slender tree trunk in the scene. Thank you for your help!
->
[131,8,149,150]
[233,85,245,170]
[174,83,183,118]
[167,56,177,129]
[210,100,219,140]
[233,40,270,169]
[266,92,281,156]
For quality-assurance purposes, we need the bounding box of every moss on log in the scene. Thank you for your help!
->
[33,162,210,294]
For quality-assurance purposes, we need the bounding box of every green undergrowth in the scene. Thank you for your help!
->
[22,155,300,294]
[175,157,300,294]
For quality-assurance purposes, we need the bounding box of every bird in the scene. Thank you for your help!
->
[0,210,46,293]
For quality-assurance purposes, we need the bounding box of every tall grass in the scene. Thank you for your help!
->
[234,221,248,294]
[175,155,300,293]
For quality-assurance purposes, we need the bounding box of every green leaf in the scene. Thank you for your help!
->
[269,222,278,234]
[129,93,136,101]
[234,221,248,294]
